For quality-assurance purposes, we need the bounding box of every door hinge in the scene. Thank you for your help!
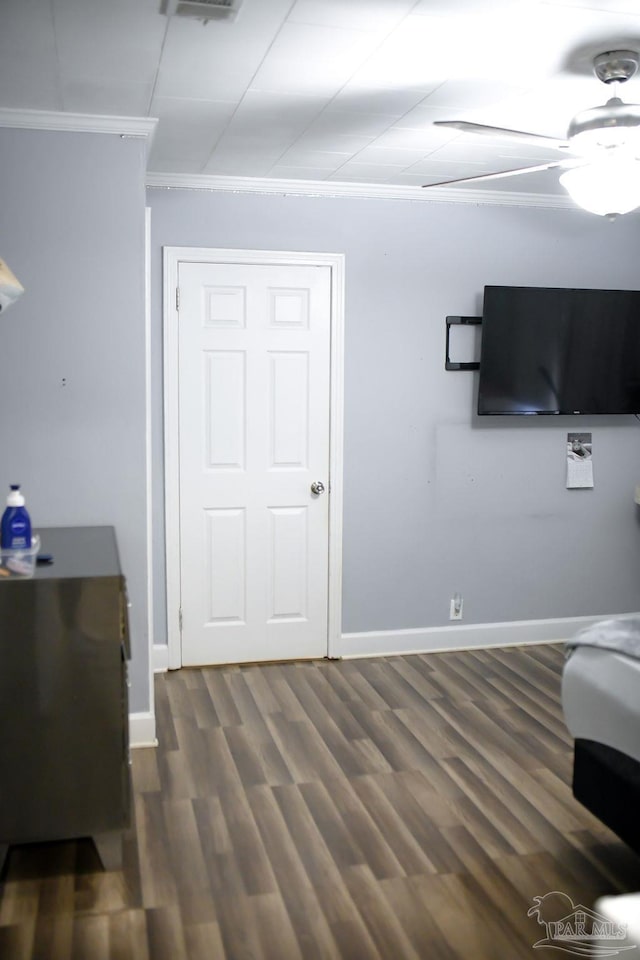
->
[179,608,183,632]
[176,286,180,311]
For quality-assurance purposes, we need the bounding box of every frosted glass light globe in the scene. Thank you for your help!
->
[560,158,640,216]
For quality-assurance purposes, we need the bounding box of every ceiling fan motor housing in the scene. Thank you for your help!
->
[567,54,640,150]
[593,50,639,84]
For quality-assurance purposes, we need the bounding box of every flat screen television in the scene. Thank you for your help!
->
[477,285,640,415]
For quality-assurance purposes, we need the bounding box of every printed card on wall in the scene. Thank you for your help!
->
[567,432,593,489]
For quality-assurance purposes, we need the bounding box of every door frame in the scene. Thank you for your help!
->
[163,246,345,669]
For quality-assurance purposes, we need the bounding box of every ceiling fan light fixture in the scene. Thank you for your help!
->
[568,98,640,156]
[424,50,640,200]
[569,126,640,156]
[560,158,640,216]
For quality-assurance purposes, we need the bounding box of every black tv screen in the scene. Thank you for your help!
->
[477,285,640,415]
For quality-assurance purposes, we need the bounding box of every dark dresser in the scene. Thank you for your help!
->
[0,526,131,871]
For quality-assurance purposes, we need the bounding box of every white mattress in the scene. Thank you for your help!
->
[562,646,640,765]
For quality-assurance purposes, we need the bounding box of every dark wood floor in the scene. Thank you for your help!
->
[1,644,639,959]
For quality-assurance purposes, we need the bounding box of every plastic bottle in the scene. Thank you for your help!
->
[1,485,32,550]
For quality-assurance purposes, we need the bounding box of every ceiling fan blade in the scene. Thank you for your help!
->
[434,120,570,151]
[421,159,580,189]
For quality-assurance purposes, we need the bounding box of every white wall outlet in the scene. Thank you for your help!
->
[449,593,463,620]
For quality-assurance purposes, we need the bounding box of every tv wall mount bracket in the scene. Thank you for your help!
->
[445,315,482,371]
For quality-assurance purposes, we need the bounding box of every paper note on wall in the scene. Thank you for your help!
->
[567,432,593,489]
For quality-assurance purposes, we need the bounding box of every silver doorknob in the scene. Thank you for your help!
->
[310,481,325,496]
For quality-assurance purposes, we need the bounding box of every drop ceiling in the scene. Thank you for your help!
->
[2,0,640,201]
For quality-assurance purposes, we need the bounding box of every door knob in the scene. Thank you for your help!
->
[310,481,325,496]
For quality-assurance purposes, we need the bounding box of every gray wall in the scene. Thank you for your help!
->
[0,127,150,712]
[149,188,640,643]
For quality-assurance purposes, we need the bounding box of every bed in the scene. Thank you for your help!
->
[562,619,640,855]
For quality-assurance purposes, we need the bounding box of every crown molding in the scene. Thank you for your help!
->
[0,108,157,143]
[0,111,574,210]
[145,171,576,210]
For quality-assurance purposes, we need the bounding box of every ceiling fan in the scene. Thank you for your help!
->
[423,50,640,217]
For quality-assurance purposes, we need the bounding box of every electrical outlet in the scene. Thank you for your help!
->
[449,594,463,620]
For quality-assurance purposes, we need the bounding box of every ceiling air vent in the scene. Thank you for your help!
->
[174,0,242,23]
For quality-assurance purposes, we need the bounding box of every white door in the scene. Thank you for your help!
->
[177,260,332,666]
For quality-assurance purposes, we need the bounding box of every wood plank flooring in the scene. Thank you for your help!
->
[1,644,639,959]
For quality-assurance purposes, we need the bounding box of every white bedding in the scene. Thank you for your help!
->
[562,646,640,765]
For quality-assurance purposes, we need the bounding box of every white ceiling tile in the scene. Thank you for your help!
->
[154,71,250,105]
[348,17,452,89]
[411,0,528,12]
[291,132,377,154]
[204,131,286,159]
[357,5,640,95]
[329,83,437,116]
[154,17,271,101]
[350,145,431,165]
[147,157,209,174]
[249,68,337,98]
[350,11,548,90]
[479,6,640,81]
[276,145,352,164]
[54,0,160,12]
[149,97,237,169]
[409,158,492,178]
[302,110,394,139]
[350,11,535,90]
[211,92,330,163]
[208,134,292,166]
[418,80,530,111]
[393,171,439,186]
[53,0,166,84]
[225,90,327,135]
[393,104,466,130]
[151,96,237,127]
[250,22,386,95]
[148,144,207,173]
[287,0,416,31]
[370,125,458,151]
[266,164,338,179]
[62,80,153,117]
[538,0,640,14]
[257,20,378,61]
[329,172,396,183]
[202,151,280,177]
[328,161,409,180]
[147,150,203,174]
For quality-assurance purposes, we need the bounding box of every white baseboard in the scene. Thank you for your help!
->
[338,613,621,659]
[131,613,632,743]
[129,711,157,748]
[153,643,169,673]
